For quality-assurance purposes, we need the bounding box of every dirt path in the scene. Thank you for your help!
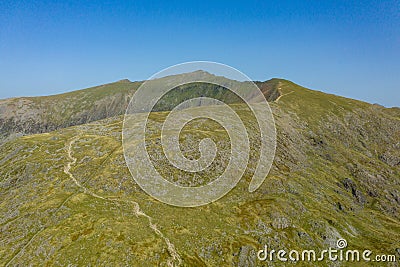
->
[63,135,182,267]
[274,87,294,103]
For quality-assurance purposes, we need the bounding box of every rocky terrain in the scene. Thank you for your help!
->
[0,77,399,266]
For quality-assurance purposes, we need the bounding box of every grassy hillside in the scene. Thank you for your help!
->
[0,80,399,266]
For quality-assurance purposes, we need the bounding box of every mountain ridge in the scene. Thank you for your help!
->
[0,76,284,143]
[2,75,395,145]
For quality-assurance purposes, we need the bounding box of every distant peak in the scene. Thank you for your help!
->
[191,70,211,75]
[176,70,214,78]
[116,79,131,83]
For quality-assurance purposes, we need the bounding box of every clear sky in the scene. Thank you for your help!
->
[0,0,399,107]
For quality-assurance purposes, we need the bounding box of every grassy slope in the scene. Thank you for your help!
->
[0,80,399,266]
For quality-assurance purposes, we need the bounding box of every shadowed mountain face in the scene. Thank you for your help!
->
[0,76,399,266]
[0,74,280,143]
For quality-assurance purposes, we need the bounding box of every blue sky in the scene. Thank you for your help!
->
[0,0,399,107]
